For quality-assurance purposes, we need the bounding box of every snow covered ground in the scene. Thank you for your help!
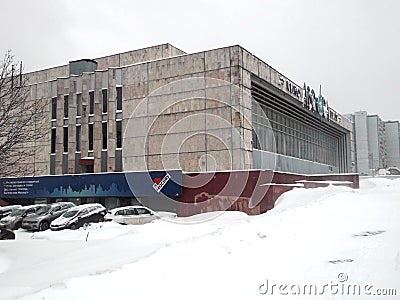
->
[0,177,399,299]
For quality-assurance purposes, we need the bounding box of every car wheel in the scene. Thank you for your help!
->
[39,221,49,231]
[14,222,22,230]
[98,215,104,222]
[70,223,77,230]
[0,229,15,240]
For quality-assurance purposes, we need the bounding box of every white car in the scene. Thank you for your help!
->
[104,206,176,225]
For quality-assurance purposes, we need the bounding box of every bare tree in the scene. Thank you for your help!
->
[0,51,47,177]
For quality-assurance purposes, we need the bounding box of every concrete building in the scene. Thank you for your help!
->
[347,111,397,175]
[352,112,371,175]
[343,114,357,173]
[385,121,400,168]
[0,43,359,212]
[367,115,387,173]
[15,43,352,178]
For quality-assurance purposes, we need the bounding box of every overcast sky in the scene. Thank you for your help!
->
[1,0,399,121]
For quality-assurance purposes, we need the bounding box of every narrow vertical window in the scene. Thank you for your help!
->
[89,91,94,115]
[51,97,57,119]
[63,127,68,153]
[88,124,94,151]
[116,120,122,149]
[76,94,82,117]
[76,125,81,152]
[64,95,69,118]
[102,89,108,113]
[116,87,122,111]
[51,128,56,153]
[102,122,108,149]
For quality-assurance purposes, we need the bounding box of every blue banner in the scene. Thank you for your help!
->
[0,170,182,199]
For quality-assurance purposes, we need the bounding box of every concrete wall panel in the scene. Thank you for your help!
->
[242,49,259,75]
[258,61,271,83]
[205,47,231,71]
[230,46,242,67]
[123,155,147,171]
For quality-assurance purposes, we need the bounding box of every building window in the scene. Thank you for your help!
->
[64,95,69,118]
[102,89,108,113]
[51,128,56,154]
[51,97,57,120]
[63,127,68,153]
[76,94,82,117]
[88,123,94,151]
[76,125,81,152]
[116,87,122,111]
[102,122,108,149]
[50,154,55,175]
[89,91,94,115]
[116,120,122,149]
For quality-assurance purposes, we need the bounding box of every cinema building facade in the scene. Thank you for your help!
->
[0,44,356,214]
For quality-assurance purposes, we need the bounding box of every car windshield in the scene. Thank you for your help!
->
[36,205,52,215]
[10,209,24,217]
[62,210,79,218]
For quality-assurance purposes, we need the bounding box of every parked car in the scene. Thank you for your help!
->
[22,202,76,231]
[50,203,106,230]
[0,204,45,230]
[104,206,177,225]
[0,205,22,220]
[0,228,15,240]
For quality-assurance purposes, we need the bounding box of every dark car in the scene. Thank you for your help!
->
[0,205,22,220]
[0,204,45,230]
[50,203,106,230]
[0,228,15,240]
[22,202,76,231]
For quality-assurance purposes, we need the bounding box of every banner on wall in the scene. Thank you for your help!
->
[0,170,182,199]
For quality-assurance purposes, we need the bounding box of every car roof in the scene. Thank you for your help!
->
[109,205,152,212]
[67,203,104,211]
[0,205,21,211]
[18,204,46,210]
[48,202,74,207]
